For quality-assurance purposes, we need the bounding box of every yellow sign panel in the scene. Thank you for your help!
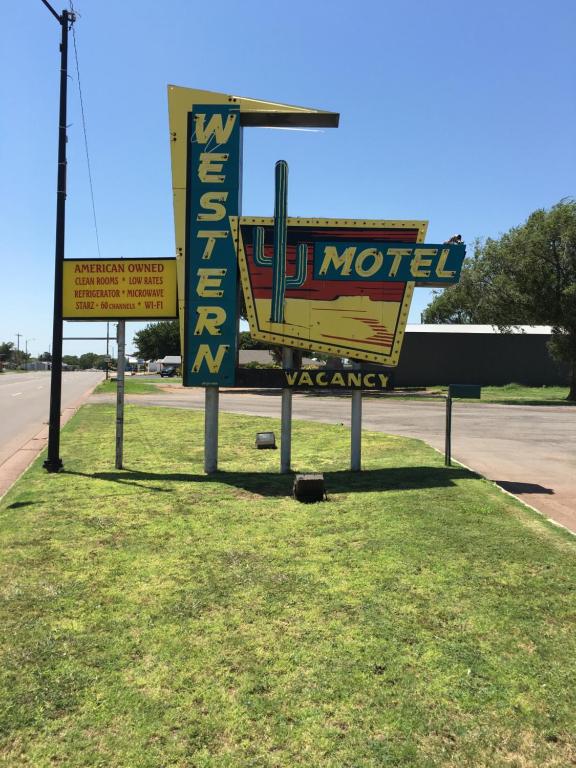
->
[63,259,177,320]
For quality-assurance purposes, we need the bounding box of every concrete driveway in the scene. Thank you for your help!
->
[89,388,576,533]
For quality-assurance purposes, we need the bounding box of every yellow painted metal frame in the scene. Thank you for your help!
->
[233,217,428,366]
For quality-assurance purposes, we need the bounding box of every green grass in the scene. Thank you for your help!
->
[384,384,573,406]
[471,383,573,405]
[93,377,164,395]
[1,405,575,767]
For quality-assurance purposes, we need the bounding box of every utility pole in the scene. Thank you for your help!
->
[42,2,75,472]
[15,333,22,370]
[24,339,32,371]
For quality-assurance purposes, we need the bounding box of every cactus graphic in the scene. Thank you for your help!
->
[252,160,308,323]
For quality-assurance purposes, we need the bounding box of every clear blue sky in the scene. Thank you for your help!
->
[1,0,575,358]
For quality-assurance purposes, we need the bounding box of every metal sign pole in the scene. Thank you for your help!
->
[280,347,293,473]
[106,322,110,380]
[351,361,362,471]
[445,395,452,466]
[115,321,126,469]
[205,387,219,474]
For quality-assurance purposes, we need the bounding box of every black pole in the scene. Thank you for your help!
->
[44,8,73,472]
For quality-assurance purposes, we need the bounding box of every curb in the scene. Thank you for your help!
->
[433,448,576,537]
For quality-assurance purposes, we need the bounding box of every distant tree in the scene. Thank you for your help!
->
[131,325,328,371]
[62,355,80,368]
[238,331,269,350]
[133,320,180,360]
[38,351,52,362]
[269,347,303,368]
[79,352,99,369]
[0,342,15,368]
[422,200,576,400]
[11,349,29,369]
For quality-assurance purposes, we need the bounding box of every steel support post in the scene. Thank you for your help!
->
[115,321,126,469]
[445,396,452,466]
[280,347,293,473]
[350,362,362,471]
[105,321,110,380]
[205,386,219,474]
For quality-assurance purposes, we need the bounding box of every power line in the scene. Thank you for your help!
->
[69,2,102,258]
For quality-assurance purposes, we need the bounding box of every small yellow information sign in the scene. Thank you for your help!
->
[63,258,177,320]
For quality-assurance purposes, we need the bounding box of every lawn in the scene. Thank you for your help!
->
[469,383,573,405]
[1,405,575,767]
[93,377,164,395]
[383,384,573,406]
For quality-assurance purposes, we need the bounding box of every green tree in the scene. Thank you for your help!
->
[11,349,30,369]
[238,331,269,350]
[269,347,303,368]
[423,200,576,400]
[38,351,52,362]
[62,355,80,369]
[79,352,99,370]
[0,342,15,368]
[133,320,180,360]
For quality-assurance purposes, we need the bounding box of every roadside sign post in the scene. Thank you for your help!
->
[204,387,219,474]
[58,258,177,469]
[351,362,362,471]
[106,322,110,380]
[445,395,453,467]
[168,88,340,474]
[280,347,293,473]
[445,385,482,466]
[115,320,126,469]
[164,87,467,475]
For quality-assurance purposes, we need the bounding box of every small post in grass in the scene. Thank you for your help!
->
[205,386,219,474]
[445,384,482,466]
[351,361,362,471]
[445,393,452,467]
[115,321,126,469]
[280,347,293,473]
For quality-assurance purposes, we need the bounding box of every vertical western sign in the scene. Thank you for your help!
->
[185,104,240,386]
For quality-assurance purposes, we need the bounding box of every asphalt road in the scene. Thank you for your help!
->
[90,387,576,532]
[0,371,104,467]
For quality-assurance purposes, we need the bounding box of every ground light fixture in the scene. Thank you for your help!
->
[293,474,327,503]
[255,432,277,449]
